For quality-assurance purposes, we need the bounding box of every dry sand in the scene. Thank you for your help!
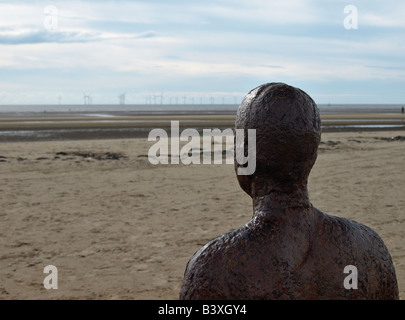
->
[0,130,404,299]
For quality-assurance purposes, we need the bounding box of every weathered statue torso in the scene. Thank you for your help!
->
[180,83,399,300]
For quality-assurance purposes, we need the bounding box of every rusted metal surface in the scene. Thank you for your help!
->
[180,83,399,300]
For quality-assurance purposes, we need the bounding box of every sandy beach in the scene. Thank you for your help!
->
[0,126,404,299]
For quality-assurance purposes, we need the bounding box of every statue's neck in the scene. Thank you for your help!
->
[252,185,311,220]
[250,185,314,271]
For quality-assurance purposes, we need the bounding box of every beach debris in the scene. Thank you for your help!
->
[377,136,405,142]
[320,140,340,146]
[54,151,127,160]
[319,140,341,151]
[348,139,363,143]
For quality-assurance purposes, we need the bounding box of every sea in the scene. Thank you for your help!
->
[0,103,404,115]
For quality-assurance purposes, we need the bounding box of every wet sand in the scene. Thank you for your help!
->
[0,124,404,299]
[1,113,404,130]
[0,113,404,142]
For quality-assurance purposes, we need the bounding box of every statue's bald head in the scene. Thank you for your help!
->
[235,83,321,197]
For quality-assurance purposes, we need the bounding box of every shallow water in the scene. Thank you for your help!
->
[0,103,404,115]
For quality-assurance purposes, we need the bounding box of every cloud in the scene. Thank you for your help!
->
[0,1,404,104]
[0,27,159,45]
[191,0,322,25]
[361,12,405,28]
[0,1,161,45]
[0,29,97,45]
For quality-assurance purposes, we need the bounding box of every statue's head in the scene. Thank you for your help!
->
[235,82,321,197]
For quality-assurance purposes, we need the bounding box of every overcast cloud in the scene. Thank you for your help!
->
[0,0,404,104]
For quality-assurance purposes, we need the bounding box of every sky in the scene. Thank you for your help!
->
[0,0,404,105]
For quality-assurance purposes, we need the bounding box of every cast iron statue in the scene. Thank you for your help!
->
[180,82,399,300]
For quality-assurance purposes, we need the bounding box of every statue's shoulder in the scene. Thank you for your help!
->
[313,208,385,247]
[180,224,252,299]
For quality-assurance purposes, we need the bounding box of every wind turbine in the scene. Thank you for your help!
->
[118,92,126,105]
[83,92,92,105]
[156,92,163,104]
